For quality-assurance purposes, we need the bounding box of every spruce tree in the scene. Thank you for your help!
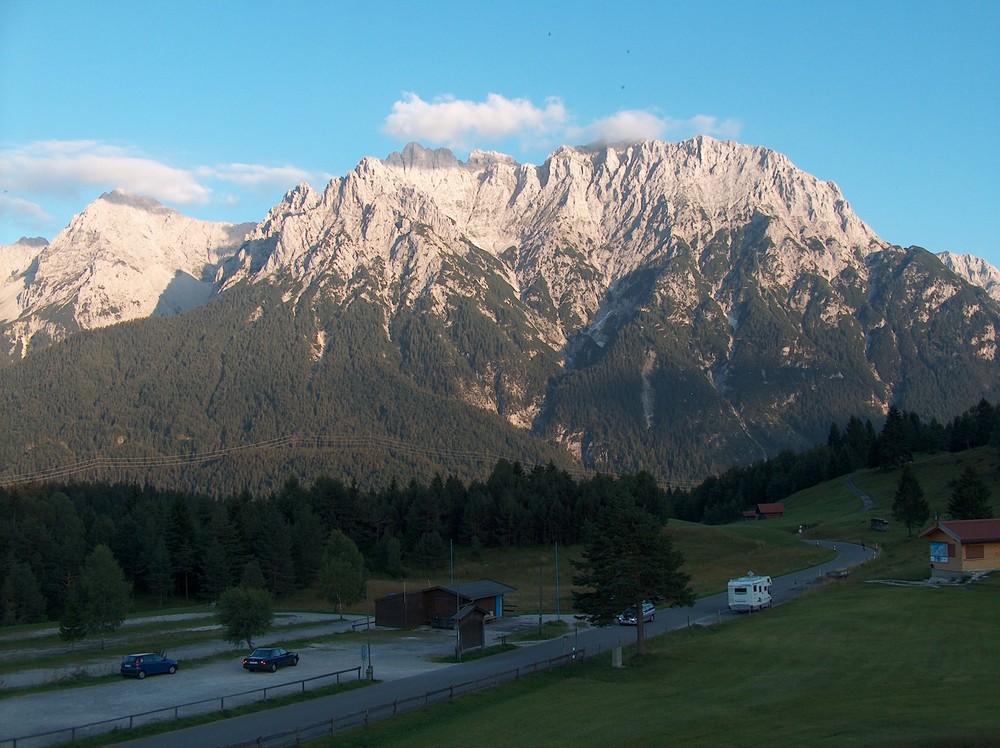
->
[59,580,88,650]
[948,465,993,520]
[572,498,693,656]
[892,466,930,536]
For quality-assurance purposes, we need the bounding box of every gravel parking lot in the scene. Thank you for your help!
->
[0,611,555,746]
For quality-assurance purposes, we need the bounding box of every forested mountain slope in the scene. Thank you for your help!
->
[2,137,999,492]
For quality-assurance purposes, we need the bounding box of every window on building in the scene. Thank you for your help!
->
[966,544,985,560]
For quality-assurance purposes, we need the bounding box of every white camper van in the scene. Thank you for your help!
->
[727,572,772,612]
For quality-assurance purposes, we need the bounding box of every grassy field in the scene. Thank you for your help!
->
[311,448,1000,747]
[320,575,1000,748]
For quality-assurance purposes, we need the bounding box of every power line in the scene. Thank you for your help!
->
[0,433,703,491]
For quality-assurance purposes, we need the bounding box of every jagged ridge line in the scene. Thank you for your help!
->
[0,433,702,491]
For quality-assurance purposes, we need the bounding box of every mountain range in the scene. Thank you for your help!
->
[2,137,999,494]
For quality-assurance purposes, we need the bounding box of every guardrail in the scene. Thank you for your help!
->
[3,666,362,748]
[224,649,587,748]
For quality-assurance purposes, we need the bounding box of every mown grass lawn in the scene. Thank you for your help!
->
[320,574,1000,747]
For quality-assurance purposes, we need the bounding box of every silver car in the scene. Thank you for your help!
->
[617,601,655,625]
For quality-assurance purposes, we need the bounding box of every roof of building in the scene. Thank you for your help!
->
[757,503,786,514]
[455,603,491,620]
[431,579,517,600]
[919,518,1000,543]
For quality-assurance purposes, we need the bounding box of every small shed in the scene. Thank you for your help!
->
[870,517,890,532]
[919,519,1000,580]
[756,503,786,520]
[455,604,490,653]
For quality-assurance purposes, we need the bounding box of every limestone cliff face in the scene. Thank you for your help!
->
[0,190,251,358]
[222,137,885,350]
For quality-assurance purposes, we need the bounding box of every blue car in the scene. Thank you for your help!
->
[120,652,178,679]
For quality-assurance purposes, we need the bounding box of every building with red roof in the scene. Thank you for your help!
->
[919,518,1000,580]
[755,503,786,519]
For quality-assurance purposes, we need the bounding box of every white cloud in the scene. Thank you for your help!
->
[0,193,51,222]
[1,141,212,204]
[382,94,741,154]
[383,93,568,148]
[686,115,742,140]
[0,140,328,243]
[580,111,669,144]
[197,163,319,192]
[574,111,743,147]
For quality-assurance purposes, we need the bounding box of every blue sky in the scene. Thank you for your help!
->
[2,1,998,265]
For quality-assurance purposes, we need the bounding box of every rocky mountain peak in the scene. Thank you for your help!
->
[384,142,464,171]
[939,250,1000,301]
[98,188,174,214]
[0,189,253,358]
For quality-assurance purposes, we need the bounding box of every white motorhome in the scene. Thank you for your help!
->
[727,572,772,612]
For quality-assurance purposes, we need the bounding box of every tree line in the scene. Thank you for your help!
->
[672,399,1000,524]
[3,397,998,627]
[0,461,669,626]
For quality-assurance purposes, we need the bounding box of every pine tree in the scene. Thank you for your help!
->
[1,561,47,625]
[145,537,174,608]
[572,499,693,656]
[80,545,132,648]
[878,405,911,469]
[59,579,88,650]
[892,466,930,536]
[948,465,993,520]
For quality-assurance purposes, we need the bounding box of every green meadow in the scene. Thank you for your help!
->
[320,575,1000,747]
[318,449,1000,747]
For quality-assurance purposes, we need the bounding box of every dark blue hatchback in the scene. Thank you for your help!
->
[120,652,178,679]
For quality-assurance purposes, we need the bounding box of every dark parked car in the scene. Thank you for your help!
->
[120,652,178,679]
[243,646,299,672]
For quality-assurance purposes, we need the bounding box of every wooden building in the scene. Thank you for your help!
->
[919,519,1000,580]
[375,579,516,629]
[756,503,786,519]
[455,604,490,653]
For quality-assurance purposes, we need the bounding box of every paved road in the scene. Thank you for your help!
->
[844,473,875,514]
[105,540,874,748]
